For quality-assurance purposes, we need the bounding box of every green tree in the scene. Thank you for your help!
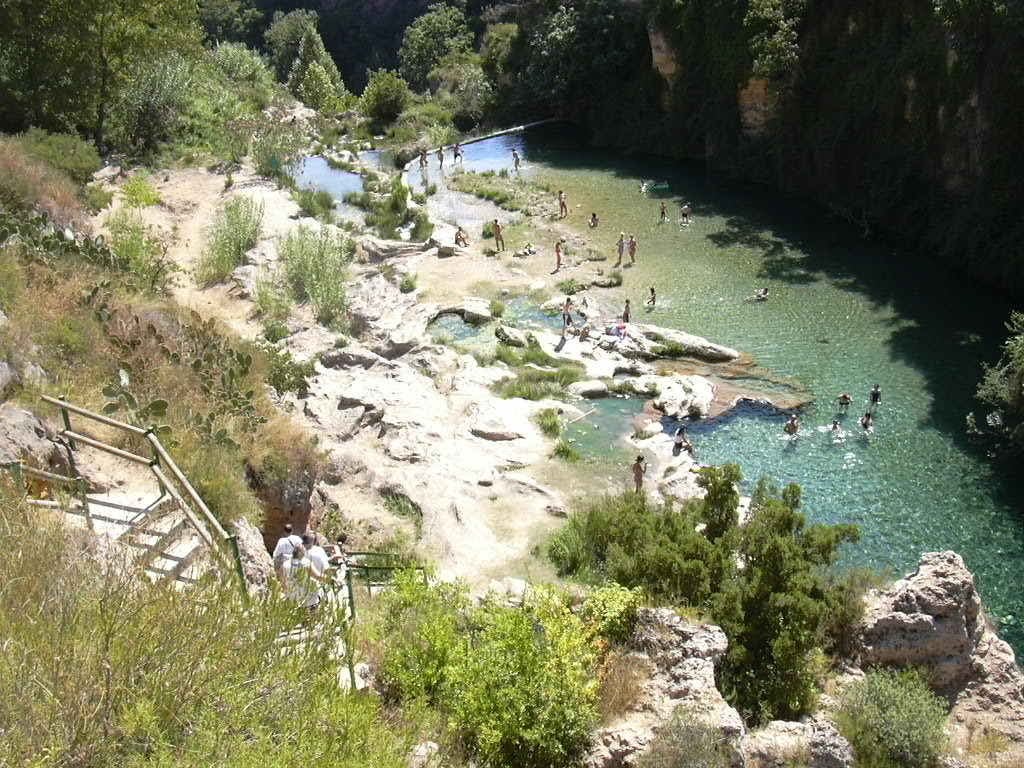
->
[264,8,318,81]
[480,23,519,87]
[398,2,473,91]
[197,0,262,45]
[429,51,493,128]
[976,310,1024,453]
[696,463,742,542]
[286,27,350,111]
[360,69,411,124]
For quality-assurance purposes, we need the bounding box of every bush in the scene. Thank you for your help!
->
[399,3,473,90]
[0,258,24,312]
[122,172,161,207]
[482,220,496,239]
[15,128,101,185]
[251,121,304,181]
[581,583,642,644]
[197,196,264,284]
[446,590,598,768]
[106,208,172,293]
[556,278,587,295]
[534,407,561,437]
[398,273,417,293]
[294,187,335,220]
[255,278,292,324]
[279,225,353,326]
[361,69,412,125]
[836,669,948,768]
[553,438,582,462]
[637,712,732,768]
[264,8,318,80]
[211,42,274,97]
[264,346,315,396]
[115,54,193,153]
[83,184,114,212]
[409,209,434,241]
[498,365,584,400]
[286,28,351,112]
[489,299,506,318]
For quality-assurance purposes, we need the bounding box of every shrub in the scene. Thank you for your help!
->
[251,121,305,181]
[294,187,335,220]
[122,172,162,207]
[489,299,506,318]
[115,54,193,152]
[553,438,582,462]
[581,583,642,643]
[197,196,263,285]
[376,571,467,704]
[534,407,561,437]
[15,128,102,185]
[264,8,318,80]
[556,278,587,295]
[211,43,274,92]
[823,568,884,658]
[286,28,351,112]
[263,319,290,343]
[83,184,114,212]
[106,208,172,293]
[409,209,434,241]
[255,278,292,324]
[836,669,948,768]
[0,258,25,312]
[482,220,496,239]
[399,273,417,293]
[638,712,732,768]
[264,347,315,396]
[361,70,412,125]
[279,226,353,326]
[399,3,473,90]
[498,365,584,400]
[446,590,598,768]
[598,650,649,724]
[0,137,84,227]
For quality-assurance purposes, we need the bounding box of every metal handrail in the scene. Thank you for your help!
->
[39,395,248,598]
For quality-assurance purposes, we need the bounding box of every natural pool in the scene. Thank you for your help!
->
[425,125,1024,647]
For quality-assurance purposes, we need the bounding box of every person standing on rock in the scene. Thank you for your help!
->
[437,146,445,172]
[512,148,521,172]
[680,202,692,227]
[493,219,505,251]
[418,149,428,171]
[632,455,647,494]
[622,298,632,324]
[615,232,626,267]
[628,235,638,265]
[554,238,565,272]
[562,296,575,330]
[558,190,568,218]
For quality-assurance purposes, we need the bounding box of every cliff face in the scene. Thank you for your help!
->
[616,0,1024,299]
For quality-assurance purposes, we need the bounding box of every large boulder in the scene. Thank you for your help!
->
[742,719,854,768]
[228,516,274,597]
[567,379,609,399]
[632,374,716,419]
[585,608,744,768]
[0,361,19,401]
[0,404,70,472]
[859,551,1024,757]
[495,324,528,348]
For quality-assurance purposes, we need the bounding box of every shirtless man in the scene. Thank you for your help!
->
[554,238,565,272]
[558,190,568,218]
[660,201,668,224]
[680,202,692,227]
[418,149,428,170]
[512,148,521,172]
[622,299,631,324]
[453,142,463,163]
[437,146,445,171]
[632,455,647,494]
[628,235,638,265]
[492,219,505,251]
[614,232,625,267]
[454,226,469,247]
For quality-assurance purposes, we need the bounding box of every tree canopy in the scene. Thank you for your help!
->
[398,3,474,91]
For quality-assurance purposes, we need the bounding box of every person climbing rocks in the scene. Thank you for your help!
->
[493,219,505,251]
[589,212,600,228]
[646,286,656,307]
[622,299,631,324]
[660,201,668,224]
[869,384,882,411]
[558,190,568,218]
[455,226,469,247]
[615,232,626,267]
[512,148,521,172]
[632,455,647,494]
[628,234,638,265]
[837,392,853,412]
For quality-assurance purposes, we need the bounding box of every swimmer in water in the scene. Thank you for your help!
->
[646,286,656,307]
[837,392,853,412]
[860,411,874,431]
[869,384,882,412]
[784,414,800,436]
[589,212,599,228]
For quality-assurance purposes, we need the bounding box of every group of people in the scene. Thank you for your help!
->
[783,384,884,439]
[419,143,466,172]
[271,524,348,610]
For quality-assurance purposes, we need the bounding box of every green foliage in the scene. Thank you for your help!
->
[489,299,505,318]
[294,187,336,220]
[836,669,949,768]
[481,23,520,88]
[556,278,587,295]
[0,488,412,767]
[210,42,274,97]
[581,583,642,643]
[553,438,582,462]
[14,128,102,185]
[279,225,353,326]
[264,346,315,396]
[196,196,263,284]
[445,589,599,768]
[83,184,114,213]
[481,220,496,239]
[361,70,412,125]
[745,0,807,82]
[399,273,417,293]
[976,310,1024,453]
[0,259,24,312]
[264,9,319,80]
[198,0,262,45]
[534,407,562,438]
[377,571,468,704]
[428,52,494,128]
[549,470,863,724]
[497,363,585,401]
[121,172,162,207]
[637,712,732,768]
[287,27,351,111]
[399,3,474,91]
[115,54,194,153]
[250,120,304,180]
[106,209,173,293]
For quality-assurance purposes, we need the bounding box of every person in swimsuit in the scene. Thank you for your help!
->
[453,142,463,163]
[869,384,882,411]
[837,393,853,412]
[673,427,694,456]
[680,202,692,226]
[784,414,800,435]
[860,411,874,431]
[454,226,469,247]
[512,148,521,172]
[660,201,668,224]
[437,146,444,170]
[558,190,568,218]
[418,149,428,170]
[493,219,505,251]
[622,299,631,323]
[589,212,599,228]
[615,233,625,267]
[628,235,638,264]
[646,286,656,307]
[562,296,574,330]
[554,238,565,272]
[632,455,646,494]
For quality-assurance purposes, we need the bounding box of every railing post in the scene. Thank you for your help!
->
[60,406,75,450]
[225,534,249,602]
[345,567,356,623]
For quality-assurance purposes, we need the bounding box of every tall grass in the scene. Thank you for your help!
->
[197,196,264,285]
[534,407,562,437]
[553,439,582,462]
[294,187,335,220]
[122,171,161,207]
[0,487,413,767]
[280,225,353,326]
[106,208,171,292]
[0,137,84,228]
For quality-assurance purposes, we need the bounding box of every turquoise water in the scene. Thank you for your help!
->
[450,126,1024,645]
[292,156,364,199]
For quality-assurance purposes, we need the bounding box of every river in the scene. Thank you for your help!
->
[410,123,1024,649]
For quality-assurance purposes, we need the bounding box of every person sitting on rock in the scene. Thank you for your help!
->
[673,427,694,457]
[454,226,469,247]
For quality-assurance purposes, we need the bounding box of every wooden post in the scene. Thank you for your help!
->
[345,568,356,622]
[60,406,76,450]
